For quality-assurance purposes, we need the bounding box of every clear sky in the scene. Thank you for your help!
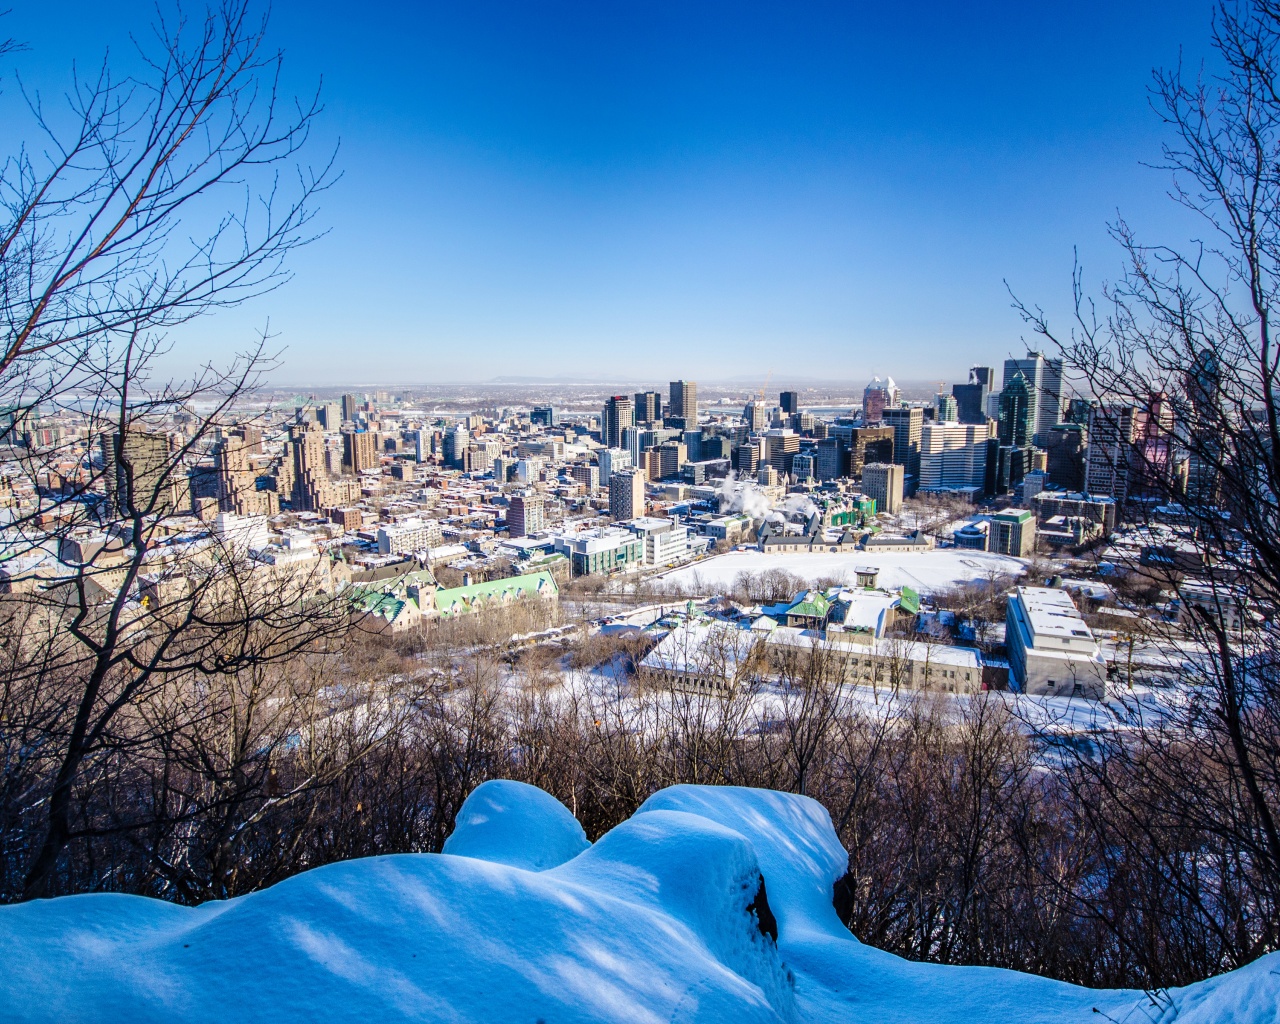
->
[3,1,1219,386]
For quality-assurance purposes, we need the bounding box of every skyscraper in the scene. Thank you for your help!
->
[342,430,379,474]
[997,373,1035,449]
[953,365,994,425]
[779,390,800,415]
[1002,352,1063,442]
[609,468,646,520]
[668,380,697,422]
[507,493,544,537]
[881,406,922,484]
[601,395,634,450]
[862,376,897,424]
[633,391,662,425]
[341,393,361,423]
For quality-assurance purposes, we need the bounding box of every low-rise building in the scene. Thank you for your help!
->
[554,528,645,576]
[1005,586,1108,698]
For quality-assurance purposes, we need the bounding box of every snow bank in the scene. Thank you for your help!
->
[442,778,589,870]
[0,781,1276,1024]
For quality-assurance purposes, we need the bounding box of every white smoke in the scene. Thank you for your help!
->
[782,494,820,521]
[715,473,778,522]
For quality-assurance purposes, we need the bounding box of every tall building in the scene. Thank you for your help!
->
[634,391,662,425]
[779,391,800,416]
[656,441,687,479]
[1045,424,1086,491]
[530,406,556,427]
[988,509,1036,557]
[507,493,545,537]
[668,380,697,422]
[601,395,635,450]
[743,400,768,432]
[610,468,646,520]
[845,426,895,477]
[444,424,470,468]
[597,447,631,486]
[341,394,361,422]
[342,430,379,474]
[1086,404,1142,504]
[935,393,958,423]
[101,430,188,516]
[997,373,1036,449]
[881,406,923,485]
[289,422,328,512]
[1003,352,1064,442]
[862,463,904,514]
[862,376,897,424]
[917,421,993,492]
[317,402,342,429]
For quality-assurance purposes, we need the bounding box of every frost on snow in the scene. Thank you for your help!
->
[1,782,1277,1023]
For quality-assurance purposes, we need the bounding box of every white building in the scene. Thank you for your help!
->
[377,517,444,556]
[624,517,696,566]
[212,512,269,553]
[1005,586,1108,699]
[917,422,992,492]
[598,447,631,486]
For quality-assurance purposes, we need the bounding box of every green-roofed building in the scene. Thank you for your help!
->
[432,571,559,619]
[784,591,832,629]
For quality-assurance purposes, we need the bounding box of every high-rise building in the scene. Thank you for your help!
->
[101,430,188,516]
[634,391,662,425]
[317,402,342,429]
[917,422,994,492]
[289,422,328,512]
[342,430,380,475]
[763,429,800,476]
[970,366,996,391]
[668,380,698,422]
[862,463,904,514]
[444,424,470,468]
[341,394,361,423]
[609,468,646,520]
[935,393,958,423]
[845,426,895,477]
[792,452,816,482]
[862,376,897,424]
[998,373,1036,449]
[681,429,703,462]
[598,447,631,486]
[601,395,635,450]
[1085,404,1141,504]
[570,463,600,492]
[1045,424,1086,491]
[530,406,556,427]
[656,441,687,479]
[815,437,845,480]
[743,401,768,432]
[1003,352,1064,442]
[779,391,800,416]
[507,493,544,537]
[989,509,1036,557]
[881,406,923,485]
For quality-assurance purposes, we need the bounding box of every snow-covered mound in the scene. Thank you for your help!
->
[442,778,590,870]
[1,782,1276,1023]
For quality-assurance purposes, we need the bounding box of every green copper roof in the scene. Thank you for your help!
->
[434,570,559,619]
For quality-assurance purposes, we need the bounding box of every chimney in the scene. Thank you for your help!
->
[462,572,473,587]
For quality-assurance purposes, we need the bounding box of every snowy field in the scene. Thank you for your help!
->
[656,548,1027,595]
[1,780,1273,1023]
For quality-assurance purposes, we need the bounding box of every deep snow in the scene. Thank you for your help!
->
[0,781,1275,1023]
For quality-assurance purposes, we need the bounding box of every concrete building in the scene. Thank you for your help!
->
[507,493,544,538]
[917,422,993,492]
[668,380,698,423]
[597,447,631,486]
[625,517,696,566]
[861,463,904,514]
[601,395,634,450]
[609,467,646,520]
[988,509,1036,557]
[779,390,800,415]
[1045,423,1086,491]
[555,528,645,576]
[343,430,380,475]
[376,517,444,556]
[633,391,662,425]
[1005,586,1108,698]
[1003,352,1064,442]
[1086,404,1141,505]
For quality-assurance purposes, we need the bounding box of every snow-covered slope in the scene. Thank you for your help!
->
[1,781,1276,1023]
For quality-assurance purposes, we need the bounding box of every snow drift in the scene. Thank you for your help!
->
[1,782,1276,1023]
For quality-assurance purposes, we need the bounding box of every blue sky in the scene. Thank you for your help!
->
[3,1,1218,385]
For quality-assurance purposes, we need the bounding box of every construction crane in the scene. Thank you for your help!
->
[759,369,773,402]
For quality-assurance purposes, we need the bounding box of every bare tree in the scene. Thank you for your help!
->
[1012,0,1280,973]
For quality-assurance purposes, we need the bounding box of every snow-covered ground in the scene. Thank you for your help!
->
[1,780,1274,1023]
[656,548,1027,595]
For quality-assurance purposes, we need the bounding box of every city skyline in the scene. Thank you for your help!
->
[3,0,1217,384]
